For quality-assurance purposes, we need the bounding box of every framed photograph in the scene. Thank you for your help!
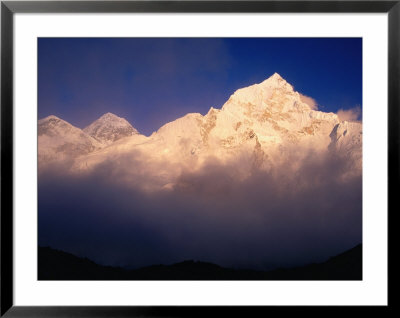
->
[1,0,395,316]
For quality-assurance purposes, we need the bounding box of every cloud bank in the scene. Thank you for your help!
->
[38,148,362,271]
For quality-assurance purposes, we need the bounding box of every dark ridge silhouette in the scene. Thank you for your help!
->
[38,244,362,280]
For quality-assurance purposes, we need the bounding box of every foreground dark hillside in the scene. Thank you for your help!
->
[38,244,361,280]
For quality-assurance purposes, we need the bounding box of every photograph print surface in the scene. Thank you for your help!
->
[38,38,362,280]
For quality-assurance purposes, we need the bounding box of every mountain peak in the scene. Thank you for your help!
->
[222,73,296,114]
[38,115,102,165]
[271,72,283,80]
[98,112,121,121]
[260,72,292,89]
[39,115,62,123]
[86,112,134,128]
[84,113,139,144]
[38,115,76,131]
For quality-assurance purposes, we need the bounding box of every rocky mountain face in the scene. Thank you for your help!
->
[38,73,362,189]
[83,112,139,145]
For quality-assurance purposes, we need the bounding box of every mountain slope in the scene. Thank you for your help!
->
[38,115,103,167]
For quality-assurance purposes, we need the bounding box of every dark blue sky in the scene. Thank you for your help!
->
[38,38,362,136]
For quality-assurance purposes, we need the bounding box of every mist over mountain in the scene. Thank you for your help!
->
[38,74,362,270]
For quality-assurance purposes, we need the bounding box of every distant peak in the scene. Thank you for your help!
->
[86,112,135,129]
[98,112,122,120]
[40,115,61,121]
[38,115,69,126]
[84,112,139,144]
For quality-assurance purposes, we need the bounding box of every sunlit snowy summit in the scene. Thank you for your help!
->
[38,73,362,189]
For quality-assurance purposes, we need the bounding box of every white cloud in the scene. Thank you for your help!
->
[299,93,318,110]
[337,106,361,122]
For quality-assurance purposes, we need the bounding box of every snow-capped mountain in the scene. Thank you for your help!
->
[38,115,103,167]
[83,112,139,145]
[39,73,362,189]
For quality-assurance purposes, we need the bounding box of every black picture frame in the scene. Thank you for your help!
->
[1,1,396,316]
